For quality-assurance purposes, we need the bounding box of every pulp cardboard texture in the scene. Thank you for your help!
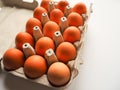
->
[0,0,93,89]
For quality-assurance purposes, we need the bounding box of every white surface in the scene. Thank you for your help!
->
[0,0,120,90]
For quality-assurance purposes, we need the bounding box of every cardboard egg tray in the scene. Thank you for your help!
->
[0,1,93,89]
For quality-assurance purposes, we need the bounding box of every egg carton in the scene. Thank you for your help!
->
[1,0,38,10]
[0,3,93,90]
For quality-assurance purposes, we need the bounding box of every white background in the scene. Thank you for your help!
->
[0,0,120,90]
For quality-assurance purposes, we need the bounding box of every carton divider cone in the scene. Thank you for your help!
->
[45,49,58,66]
[23,43,36,58]
[48,1,55,14]
[41,12,50,26]
[59,17,69,33]
[64,5,72,17]
[53,31,64,47]
[33,26,43,42]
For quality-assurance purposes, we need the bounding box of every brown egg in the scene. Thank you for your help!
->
[73,2,87,15]
[24,55,47,79]
[50,9,64,24]
[43,21,60,39]
[3,48,25,71]
[63,26,81,43]
[15,32,34,51]
[26,17,42,36]
[57,0,69,13]
[56,42,77,63]
[67,12,83,27]
[33,6,47,21]
[40,0,51,11]
[35,37,55,56]
[47,62,71,86]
